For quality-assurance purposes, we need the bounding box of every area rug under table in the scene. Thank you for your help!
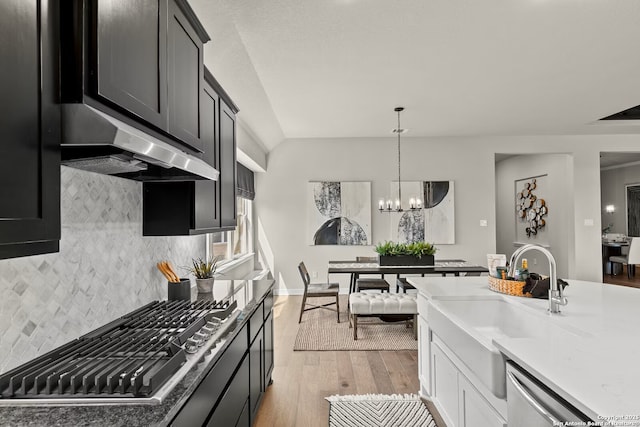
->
[294,297,418,351]
[326,394,436,427]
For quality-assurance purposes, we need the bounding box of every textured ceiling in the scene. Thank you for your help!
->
[190,0,640,151]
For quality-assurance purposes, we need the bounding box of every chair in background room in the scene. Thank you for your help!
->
[609,237,640,279]
[396,277,415,293]
[297,261,340,323]
[355,256,390,293]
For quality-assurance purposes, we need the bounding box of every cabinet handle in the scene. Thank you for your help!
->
[507,370,560,425]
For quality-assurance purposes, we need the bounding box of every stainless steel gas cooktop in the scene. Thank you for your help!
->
[0,299,238,406]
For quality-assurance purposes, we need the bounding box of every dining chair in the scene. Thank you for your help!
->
[609,237,640,279]
[355,256,390,293]
[396,277,414,293]
[298,261,340,323]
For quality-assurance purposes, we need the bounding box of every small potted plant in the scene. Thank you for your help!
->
[374,241,437,266]
[184,256,221,293]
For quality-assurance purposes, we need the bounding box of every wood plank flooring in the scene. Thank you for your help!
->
[603,265,640,289]
[253,295,421,427]
[255,276,639,426]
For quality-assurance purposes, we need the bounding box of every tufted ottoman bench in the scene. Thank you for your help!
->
[348,292,418,340]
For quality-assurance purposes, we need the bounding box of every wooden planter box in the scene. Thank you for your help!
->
[378,254,435,266]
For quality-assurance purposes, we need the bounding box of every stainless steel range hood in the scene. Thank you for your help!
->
[61,104,219,181]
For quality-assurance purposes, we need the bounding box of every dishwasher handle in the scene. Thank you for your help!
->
[507,370,561,425]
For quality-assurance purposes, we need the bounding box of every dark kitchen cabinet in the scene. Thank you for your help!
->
[220,99,238,228]
[264,311,274,387]
[206,357,250,427]
[143,181,213,235]
[94,0,168,129]
[62,0,209,154]
[167,0,205,152]
[249,305,264,419]
[172,287,273,427]
[171,323,248,427]
[142,70,238,236]
[249,303,274,423]
[249,334,263,418]
[0,0,60,260]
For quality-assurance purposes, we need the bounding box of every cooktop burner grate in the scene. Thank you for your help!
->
[0,299,235,400]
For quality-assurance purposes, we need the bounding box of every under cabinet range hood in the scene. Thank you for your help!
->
[61,104,219,182]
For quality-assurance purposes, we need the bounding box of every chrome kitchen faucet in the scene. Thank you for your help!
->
[508,244,568,313]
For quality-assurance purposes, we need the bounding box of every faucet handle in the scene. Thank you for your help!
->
[549,289,568,306]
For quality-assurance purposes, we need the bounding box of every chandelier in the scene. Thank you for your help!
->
[378,107,422,212]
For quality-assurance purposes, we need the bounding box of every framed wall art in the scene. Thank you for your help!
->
[388,180,455,244]
[307,181,371,245]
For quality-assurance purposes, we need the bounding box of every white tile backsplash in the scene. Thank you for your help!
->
[0,166,205,373]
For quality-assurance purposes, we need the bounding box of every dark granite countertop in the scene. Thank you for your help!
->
[0,279,275,427]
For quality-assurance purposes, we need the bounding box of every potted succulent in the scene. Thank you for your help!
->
[184,256,221,293]
[374,241,437,266]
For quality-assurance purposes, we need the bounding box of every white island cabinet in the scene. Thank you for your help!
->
[417,292,431,397]
[410,276,640,427]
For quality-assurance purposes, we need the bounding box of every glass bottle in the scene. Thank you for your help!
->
[520,258,529,280]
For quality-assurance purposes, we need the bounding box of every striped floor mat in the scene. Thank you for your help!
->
[326,394,436,427]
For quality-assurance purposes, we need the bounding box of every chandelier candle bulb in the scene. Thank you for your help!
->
[409,198,416,209]
[379,199,384,210]
[416,198,422,209]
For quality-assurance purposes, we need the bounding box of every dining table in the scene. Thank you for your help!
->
[328,259,489,294]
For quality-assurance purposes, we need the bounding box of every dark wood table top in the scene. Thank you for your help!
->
[602,241,629,247]
[328,259,488,275]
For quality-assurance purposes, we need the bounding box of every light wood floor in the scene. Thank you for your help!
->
[603,265,640,289]
[253,295,421,427]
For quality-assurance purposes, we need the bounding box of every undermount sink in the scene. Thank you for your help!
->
[427,297,550,398]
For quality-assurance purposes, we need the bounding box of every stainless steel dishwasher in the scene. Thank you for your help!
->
[506,361,592,426]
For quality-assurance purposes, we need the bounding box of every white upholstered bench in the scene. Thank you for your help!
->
[348,292,418,340]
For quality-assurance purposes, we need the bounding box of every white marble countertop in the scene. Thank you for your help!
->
[408,276,640,422]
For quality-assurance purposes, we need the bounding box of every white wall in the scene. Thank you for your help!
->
[255,133,640,294]
[601,164,640,235]
[495,154,574,278]
[254,137,495,295]
[237,122,268,172]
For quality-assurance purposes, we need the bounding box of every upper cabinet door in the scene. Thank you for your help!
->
[167,0,204,152]
[0,0,60,259]
[219,100,237,228]
[94,0,168,130]
[195,84,221,231]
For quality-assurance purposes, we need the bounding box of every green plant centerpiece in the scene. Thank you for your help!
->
[374,241,437,266]
[184,256,221,293]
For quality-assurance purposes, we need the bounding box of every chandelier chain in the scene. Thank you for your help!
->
[397,108,402,208]
[379,106,420,212]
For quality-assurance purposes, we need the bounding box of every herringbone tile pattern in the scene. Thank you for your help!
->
[0,167,204,373]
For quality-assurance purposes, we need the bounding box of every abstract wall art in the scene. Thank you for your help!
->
[308,181,371,245]
[389,181,455,244]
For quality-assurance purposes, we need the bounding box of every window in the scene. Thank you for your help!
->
[233,196,253,256]
[207,197,253,263]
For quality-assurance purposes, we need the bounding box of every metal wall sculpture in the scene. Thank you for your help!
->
[516,177,548,238]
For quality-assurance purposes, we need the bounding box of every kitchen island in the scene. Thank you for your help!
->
[0,279,274,427]
[410,276,640,427]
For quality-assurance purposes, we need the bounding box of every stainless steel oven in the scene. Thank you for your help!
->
[506,361,592,426]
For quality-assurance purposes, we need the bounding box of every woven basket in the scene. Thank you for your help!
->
[488,276,531,297]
